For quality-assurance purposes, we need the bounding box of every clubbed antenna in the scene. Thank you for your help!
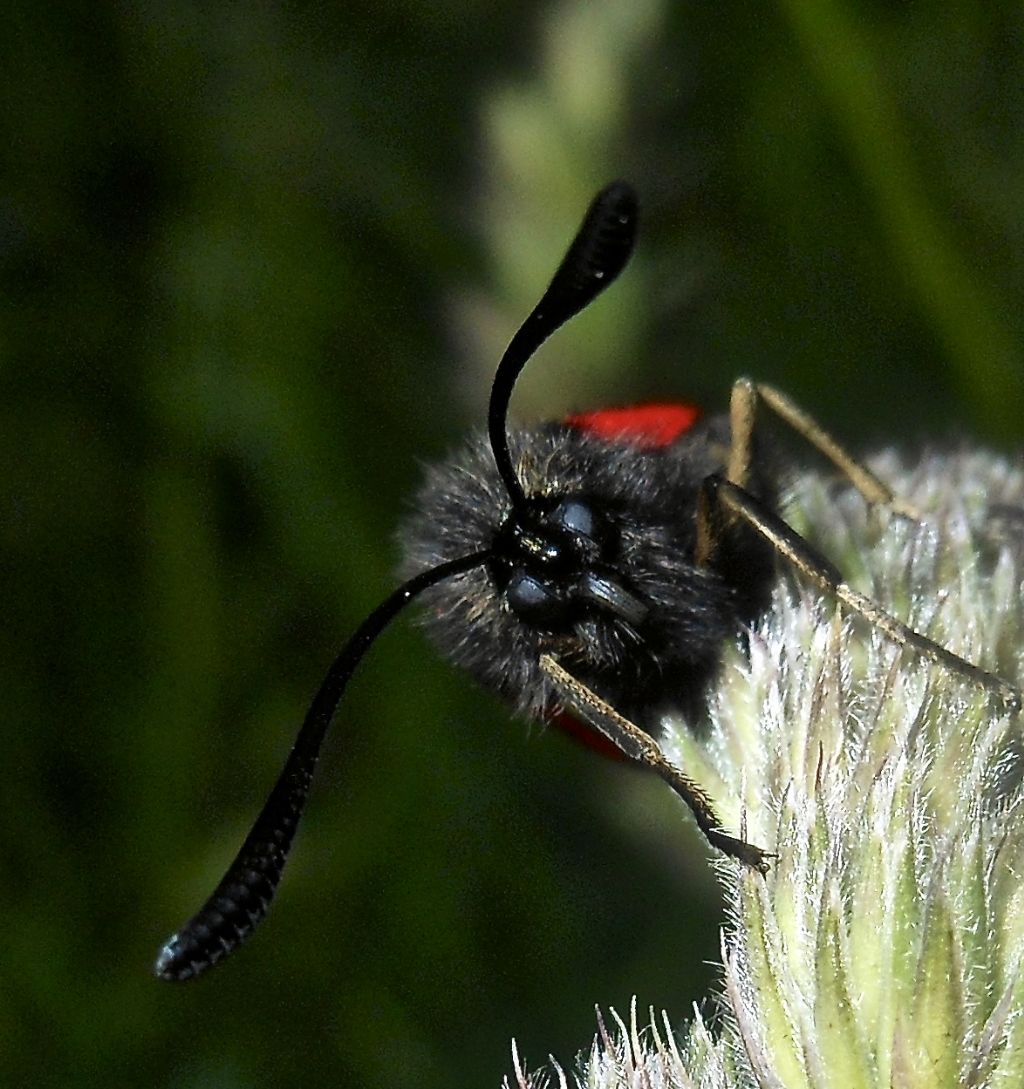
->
[154,181,637,980]
[154,552,487,980]
[487,181,638,510]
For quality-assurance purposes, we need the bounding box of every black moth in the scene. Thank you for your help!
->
[155,181,1020,981]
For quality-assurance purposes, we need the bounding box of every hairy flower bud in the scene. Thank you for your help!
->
[507,449,1024,1089]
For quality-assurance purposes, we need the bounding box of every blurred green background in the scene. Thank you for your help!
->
[2,2,1023,1087]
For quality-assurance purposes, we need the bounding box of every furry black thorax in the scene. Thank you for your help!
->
[400,415,779,728]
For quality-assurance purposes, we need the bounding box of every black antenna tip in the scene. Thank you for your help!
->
[589,180,638,236]
[544,181,638,316]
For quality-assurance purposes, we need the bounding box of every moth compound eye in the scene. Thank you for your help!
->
[548,496,615,561]
[505,571,567,628]
[550,497,598,541]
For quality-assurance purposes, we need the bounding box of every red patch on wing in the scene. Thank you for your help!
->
[565,403,701,448]
[548,709,626,763]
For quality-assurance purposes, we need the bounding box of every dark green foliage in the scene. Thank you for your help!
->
[1,2,1022,1087]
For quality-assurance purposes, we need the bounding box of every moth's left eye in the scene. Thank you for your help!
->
[505,571,566,628]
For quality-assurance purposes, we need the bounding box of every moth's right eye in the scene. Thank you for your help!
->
[550,497,598,541]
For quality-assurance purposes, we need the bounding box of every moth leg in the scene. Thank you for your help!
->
[538,653,773,872]
[727,376,920,519]
[706,476,1022,714]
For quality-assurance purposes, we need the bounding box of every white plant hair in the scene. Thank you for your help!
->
[503,448,1024,1089]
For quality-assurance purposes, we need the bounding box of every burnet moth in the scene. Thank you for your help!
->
[155,181,1021,981]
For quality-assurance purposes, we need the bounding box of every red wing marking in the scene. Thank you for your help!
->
[547,709,626,763]
[565,403,701,448]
